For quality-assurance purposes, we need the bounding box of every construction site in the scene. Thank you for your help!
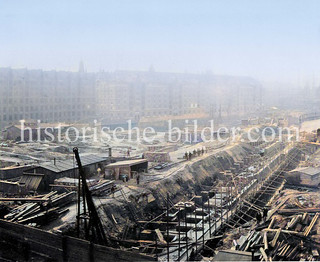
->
[0,114,320,261]
[2,1,320,261]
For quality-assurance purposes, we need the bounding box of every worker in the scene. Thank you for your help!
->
[256,212,262,223]
[193,149,197,156]
[197,148,201,156]
[188,152,192,160]
[189,248,196,261]
[185,152,188,160]
[136,174,140,185]
[111,185,115,198]
[127,149,130,157]
[201,148,205,155]
[263,208,268,221]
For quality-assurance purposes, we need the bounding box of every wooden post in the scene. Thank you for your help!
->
[214,190,217,233]
[184,203,188,261]
[208,197,211,236]
[226,185,229,222]
[155,233,158,260]
[178,206,181,259]
[166,193,169,262]
[77,157,81,238]
[194,208,198,253]
[220,187,223,228]
[202,200,205,248]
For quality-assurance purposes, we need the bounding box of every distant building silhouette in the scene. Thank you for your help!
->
[0,67,262,126]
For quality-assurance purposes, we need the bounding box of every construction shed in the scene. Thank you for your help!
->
[287,167,320,187]
[0,165,33,180]
[106,159,148,180]
[0,180,22,195]
[26,155,108,189]
[0,173,46,195]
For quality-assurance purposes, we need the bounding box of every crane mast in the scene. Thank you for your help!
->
[73,147,108,245]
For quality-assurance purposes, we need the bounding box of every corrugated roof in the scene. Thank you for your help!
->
[39,155,106,173]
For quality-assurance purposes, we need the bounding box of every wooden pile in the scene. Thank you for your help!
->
[233,212,320,261]
[3,191,75,226]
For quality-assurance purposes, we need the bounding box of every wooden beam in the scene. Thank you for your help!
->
[270,228,281,248]
[260,247,268,261]
[278,208,320,215]
[263,232,268,251]
[0,197,48,202]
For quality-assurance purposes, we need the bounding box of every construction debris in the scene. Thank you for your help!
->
[225,189,320,261]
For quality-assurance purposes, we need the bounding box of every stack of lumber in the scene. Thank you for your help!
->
[2,191,75,226]
[90,180,115,196]
[51,179,114,197]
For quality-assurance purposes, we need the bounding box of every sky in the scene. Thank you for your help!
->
[0,0,320,84]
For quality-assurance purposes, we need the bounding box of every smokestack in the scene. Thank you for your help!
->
[108,148,112,157]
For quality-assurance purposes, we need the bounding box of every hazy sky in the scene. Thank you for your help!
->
[1,0,320,84]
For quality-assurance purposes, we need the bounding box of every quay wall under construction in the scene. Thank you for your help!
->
[0,142,316,262]
[98,142,314,236]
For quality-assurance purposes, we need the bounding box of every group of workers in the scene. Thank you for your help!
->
[184,147,206,160]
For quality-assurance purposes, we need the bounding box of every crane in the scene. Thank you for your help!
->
[73,147,108,245]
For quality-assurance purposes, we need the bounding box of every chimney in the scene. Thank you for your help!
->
[108,148,112,157]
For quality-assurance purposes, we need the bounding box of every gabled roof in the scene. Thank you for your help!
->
[106,159,147,168]
[39,155,107,173]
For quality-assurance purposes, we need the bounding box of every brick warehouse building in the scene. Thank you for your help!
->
[0,65,262,127]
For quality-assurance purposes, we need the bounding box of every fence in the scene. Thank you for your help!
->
[0,219,156,261]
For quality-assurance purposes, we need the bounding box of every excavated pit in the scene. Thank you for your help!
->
[59,141,316,252]
[96,143,256,237]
